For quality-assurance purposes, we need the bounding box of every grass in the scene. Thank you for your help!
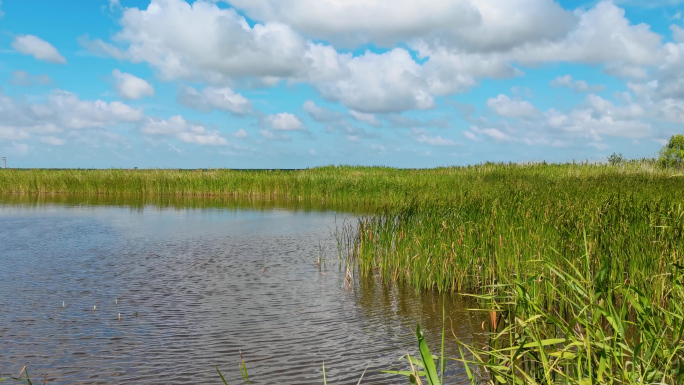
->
[2,162,683,383]
[453,254,684,384]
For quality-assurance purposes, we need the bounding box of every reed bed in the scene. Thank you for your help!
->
[2,162,683,383]
[0,162,676,204]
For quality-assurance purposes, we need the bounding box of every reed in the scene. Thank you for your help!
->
[3,162,683,383]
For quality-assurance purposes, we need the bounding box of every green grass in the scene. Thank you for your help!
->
[2,162,683,383]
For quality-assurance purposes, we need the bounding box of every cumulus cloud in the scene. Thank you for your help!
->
[141,115,229,145]
[177,85,251,114]
[302,100,344,122]
[81,0,309,82]
[468,125,513,142]
[80,0,523,113]
[0,89,143,143]
[233,128,249,138]
[259,128,291,141]
[80,0,679,119]
[316,48,434,113]
[509,2,665,69]
[462,130,480,141]
[12,34,67,64]
[622,40,684,125]
[672,25,684,43]
[40,136,66,146]
[466,91,654,147]
[387,114,450,128]
[8,71,51,86]
[550,75,606,93]
[226,0,576,51]
[5,142,30,155]
[487,95,538,118]
[349,110,382,127]
[112,70,155,100]
[414,131,458,146]
[265,113,305,130]
[324,121,381,141]
[0,127,31,141]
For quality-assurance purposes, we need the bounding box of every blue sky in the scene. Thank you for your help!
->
[0,0,683,168]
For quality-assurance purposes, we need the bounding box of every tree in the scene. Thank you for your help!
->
[658,134,684,168]
[607,152,625,166]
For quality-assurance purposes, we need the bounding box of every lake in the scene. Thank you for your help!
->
[0,197,481,384]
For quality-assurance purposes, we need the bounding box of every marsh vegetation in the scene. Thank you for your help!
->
[1,160,683,383]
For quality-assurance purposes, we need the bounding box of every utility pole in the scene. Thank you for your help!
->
[1,157,5,169]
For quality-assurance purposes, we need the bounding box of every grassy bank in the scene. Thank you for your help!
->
[0,162,675,203]
[2,163,683,383]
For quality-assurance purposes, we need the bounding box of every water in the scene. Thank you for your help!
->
[0,198,482,384]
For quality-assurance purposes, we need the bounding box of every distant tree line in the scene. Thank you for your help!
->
[608,134,684,168]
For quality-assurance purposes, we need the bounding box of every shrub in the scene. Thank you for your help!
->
[658,134,684,168]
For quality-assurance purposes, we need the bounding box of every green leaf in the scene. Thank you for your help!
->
[416,324,441,385]
[216,367,229,385]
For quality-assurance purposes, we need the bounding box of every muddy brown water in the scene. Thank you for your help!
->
[0,197,483,384]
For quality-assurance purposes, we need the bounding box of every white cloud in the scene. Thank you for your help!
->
[40,136,66,146]
[414,132,458,146]
[302,100,344,122]
[622,42,684,125]
[233,128,249,138]
[466,90,654,147]
[46,91,143,129]
[672,25,684,43]
[226,0,576,50]
[178,85,251,114]
[462,130,480,141]
[486,95,538,118]
[550,75,605,93]
[0,89,143,143]
[433,0,576,52]
[84,0,309,82]
[259,128,291,141]
[349,110,382,127]
[588,141,609,150]
[265,112,305,130]
[509,2,665,69]
[0,127,30,141]
[112,70,155,100]
[315,48,434,113]
[324,121,380,140]
[79,0,681,121]
[370,144,386,153]
[387,114,450,128]
[81,0,522,113]
[614,0,684,7]
[469,125,513,141]
[558,107,651,139]
[141,115,229,145]
[225,0,476,47]
[12,34,67,64]
[77,35,129,60]
[8,71,51,86]
[6,142,30,155]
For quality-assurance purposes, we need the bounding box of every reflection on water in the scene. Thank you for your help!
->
[0,196,481,384]
[0,193,377,214]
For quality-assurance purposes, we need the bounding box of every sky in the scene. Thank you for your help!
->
[0,0,683,168]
